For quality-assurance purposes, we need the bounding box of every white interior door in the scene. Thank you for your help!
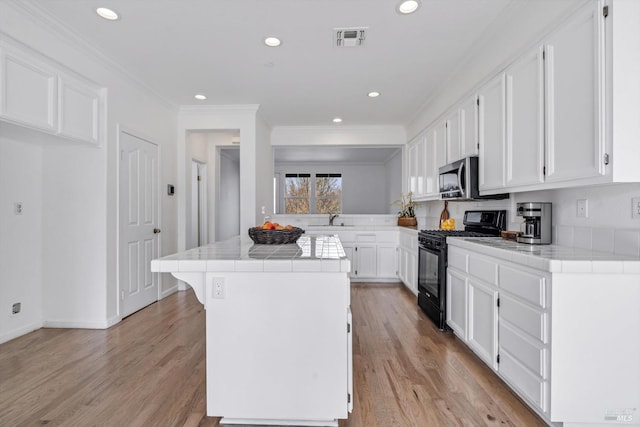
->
[119,131,159,317]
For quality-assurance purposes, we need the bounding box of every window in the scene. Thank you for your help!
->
[282,173,342,214]
[315,174,342,214]
[284,174,311,214]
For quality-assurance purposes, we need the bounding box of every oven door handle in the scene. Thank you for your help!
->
[457,161,465,198]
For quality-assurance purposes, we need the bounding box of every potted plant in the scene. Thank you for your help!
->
[392,192,417,227]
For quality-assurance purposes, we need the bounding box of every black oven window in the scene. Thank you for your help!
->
[418,248,439,298]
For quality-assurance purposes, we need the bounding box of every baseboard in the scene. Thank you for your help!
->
[0,321,43,344]
[160,285,179,299]
[43,318,115,329]
[349,279,402,284]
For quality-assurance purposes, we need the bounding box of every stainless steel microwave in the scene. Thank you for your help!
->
[438,156,508,201]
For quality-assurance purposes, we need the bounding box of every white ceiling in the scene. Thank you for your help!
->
[23,0,515,127]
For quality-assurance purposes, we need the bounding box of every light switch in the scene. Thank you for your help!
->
[632,197,640,219]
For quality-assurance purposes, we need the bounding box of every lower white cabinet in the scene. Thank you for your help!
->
[398,230,418,293]
[448,240,640,426]
[467,278,498,370]
[308,229,400,281]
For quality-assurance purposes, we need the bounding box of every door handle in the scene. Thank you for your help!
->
[153,228,161,234]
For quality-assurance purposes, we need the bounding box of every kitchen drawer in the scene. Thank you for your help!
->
[448,246,468,272]
[500,294,547,343]
[356,233,376,243]
[376,231,398,243]
[499,322,548,379]
[499,350,548,414]
[336,231,356,243]
[468,254,498,285]
[499,265,546,308]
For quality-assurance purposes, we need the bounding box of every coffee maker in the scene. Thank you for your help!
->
[516,202,552,244]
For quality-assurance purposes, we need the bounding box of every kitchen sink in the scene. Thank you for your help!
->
[307,224,354,228]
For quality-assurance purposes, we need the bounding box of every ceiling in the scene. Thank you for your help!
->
[23,0,515,127]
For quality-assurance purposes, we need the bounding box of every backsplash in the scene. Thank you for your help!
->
[415,183,640,257]
[269,214,398,228]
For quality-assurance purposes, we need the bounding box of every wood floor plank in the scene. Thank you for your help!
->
[0,284,545,426]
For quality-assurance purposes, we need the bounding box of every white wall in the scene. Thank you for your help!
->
[255,115,274,222]
[0,133,43,342]
[0,3,178,339]
[218,149,240,241]
[275,162,390,214]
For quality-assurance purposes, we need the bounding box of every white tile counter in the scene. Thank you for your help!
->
[151,234,351,274]
[448,236,640,273]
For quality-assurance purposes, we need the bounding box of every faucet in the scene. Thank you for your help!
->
[329,213,339,226]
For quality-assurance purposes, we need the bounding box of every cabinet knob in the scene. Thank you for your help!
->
[153,228,161,234]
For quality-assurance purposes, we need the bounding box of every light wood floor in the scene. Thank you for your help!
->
[0,284,545,426]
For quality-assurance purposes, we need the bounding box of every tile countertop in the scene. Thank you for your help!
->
[151,235,351,274]
[448,237,640,274]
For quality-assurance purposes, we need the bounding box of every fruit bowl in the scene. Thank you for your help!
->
[248,226,305,244]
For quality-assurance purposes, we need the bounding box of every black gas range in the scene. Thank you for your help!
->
[417,210,506,330]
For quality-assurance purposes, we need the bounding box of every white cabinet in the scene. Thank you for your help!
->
[0,38,104,146]
[446,268,467,339]
[467,278,498,370]
[376,245,397,279]
[353,243,376,279]
[398,230,418,294]
[423,124,446,199]
[0,44,57,132]
[505,47,545,188]
[406,137,420,196]
[459,94,479,158]
[545,3,604,184]
[478,73,506,192]
[58,73,101,145]
[444,109,461,163]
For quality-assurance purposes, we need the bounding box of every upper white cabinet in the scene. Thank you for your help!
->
[444,109,461,163]
[505,47,545,188]
[0,38,104,146]
[478,73,506,193]
[459,94,479,158]
[58,73,101,145]
[0,44,57,132]
[544,3,605,184]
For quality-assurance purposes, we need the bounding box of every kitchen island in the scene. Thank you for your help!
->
[151,235,353,426]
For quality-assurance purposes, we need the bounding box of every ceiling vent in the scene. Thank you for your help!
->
[334,28,367,47]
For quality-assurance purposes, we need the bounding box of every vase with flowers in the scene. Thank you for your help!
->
[392,192,417,228]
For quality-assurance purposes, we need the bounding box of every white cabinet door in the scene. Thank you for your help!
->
[506,47,545,188]
[0,46,57,132]
[342,244,356,279]
[478,74,506,192]
[424,124,447,197]
[58,74,101,145]
[377,245,397,279]
[407,251,417,294]
[545,3,604,183]
[447,268,467,340]
[407,140,419,195]
[445,109,461,163]
[355,244,376,278]
[416,136,426,197]
[468,278,499,370]
[460,95,479,158]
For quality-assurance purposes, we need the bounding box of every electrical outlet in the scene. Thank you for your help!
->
[213,278,225,299]
[576,199,588,218]
[632,197,640,219]
[14,202,23,215]
[11,302,21,315]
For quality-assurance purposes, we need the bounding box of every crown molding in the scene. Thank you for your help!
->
[5,0,177,112]
[179,104,261,114]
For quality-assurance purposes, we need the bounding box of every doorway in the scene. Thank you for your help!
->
[118,130,160,318]
[190,160,207,248]
[216,147,240,241]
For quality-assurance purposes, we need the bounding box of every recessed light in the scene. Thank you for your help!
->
[333,118,343,123]
[194,94,207,100]
[368,91,380,98]
[397,0,420,14]
[96,7,119,20]
[264,37,282,47]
